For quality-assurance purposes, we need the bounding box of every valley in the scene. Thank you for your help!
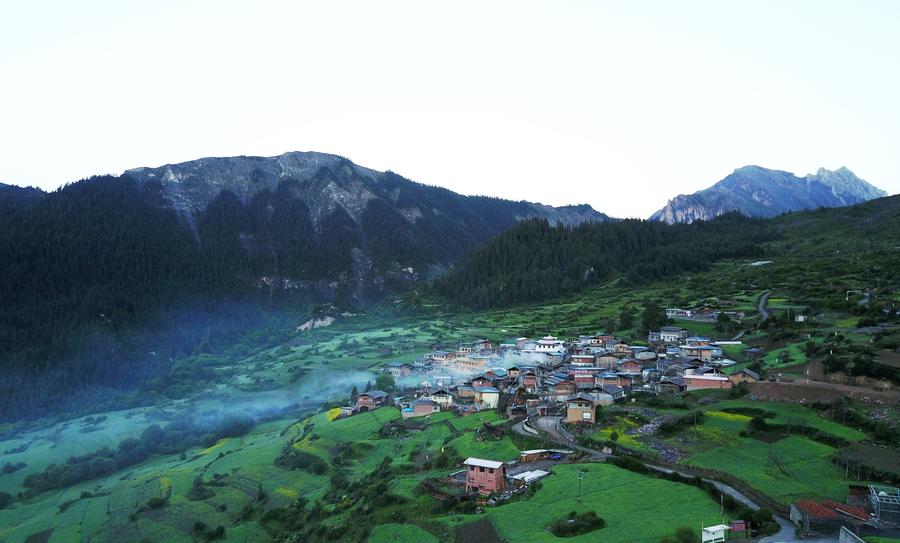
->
[2,195,900,542]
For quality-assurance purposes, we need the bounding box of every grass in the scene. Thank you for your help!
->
[683,436,848,504]
[447,433,520,461]
[367,523,439,543]
[707,399,866,441]
[447,463,726,543]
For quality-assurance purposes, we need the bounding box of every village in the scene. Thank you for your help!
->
[331,311,900,543]
[352,321,756,422]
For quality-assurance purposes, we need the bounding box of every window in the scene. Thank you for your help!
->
[479,467,485,472]
[488,468,494,473]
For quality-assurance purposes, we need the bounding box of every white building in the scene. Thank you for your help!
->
[701,525,729,543]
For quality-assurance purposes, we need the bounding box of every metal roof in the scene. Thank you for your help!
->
[463,458,505,469]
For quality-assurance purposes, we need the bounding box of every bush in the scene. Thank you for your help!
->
[274,446,328,474]
[748,416,767,432]
[146,496,168,509]
[0,491,12,510]
[608,455,647,474]
[549,510,606,537]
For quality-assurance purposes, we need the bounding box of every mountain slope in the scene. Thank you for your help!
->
[432,213,775,308]
[650,166,886,224]
[124,152,610,291]
[0,152,609,420]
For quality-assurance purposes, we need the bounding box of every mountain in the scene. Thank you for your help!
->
[121,152,610,293]
[650,166,886,224]
[0,152,609,419]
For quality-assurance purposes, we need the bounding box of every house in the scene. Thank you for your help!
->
[597,353,619,369]
[681,344,718,362]
[520,371,541,392]
[601,384,625,400]
[356,390,388,411]
[473,339,493,351]
[658,377,685,395]
[402,399,440,418]
[795,315,808,323]
[428,388,454,408]
[549,380,577,401]
[507,366,522,379]
[683,374,732,391]
[666,308,693,318]
[464,458,507,495]
[571,354,596,366]
[458,342,475,354]
[384,363,414,377]
[456,385,476,399]
[649,326,689,343]
[428,351,454,364]
[729,368,760,384]
[470,374,493,387]
[566,392,596,425]
[519,449,574,463]
[700,524,729,543]
[618,359,642,375]
[535,335,565,353]
[473,387,500,408]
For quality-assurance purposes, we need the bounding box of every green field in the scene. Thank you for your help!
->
[706,399,867,442]
[684,436,848,504]
[368,523,440,543]
[447,463,727,543]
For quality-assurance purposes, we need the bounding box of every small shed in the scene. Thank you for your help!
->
[701,524,729,543]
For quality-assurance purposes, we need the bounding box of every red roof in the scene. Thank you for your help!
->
[822,500,870,521]
[795,500,839,519]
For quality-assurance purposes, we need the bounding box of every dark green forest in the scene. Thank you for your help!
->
[432,214,777,308]
[0,168,598,421]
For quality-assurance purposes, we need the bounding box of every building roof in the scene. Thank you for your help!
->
[738,368,761,380]
[520,449,574,455]
[361,390,388,399]
[795,499,840,519]
[464,457,504,469]
[684,374,729,381]
[511,470,550,483]
[568,392,595,403]
[473,386,500,393]
[602,384,624,395]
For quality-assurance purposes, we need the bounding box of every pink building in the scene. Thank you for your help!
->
[463,458,507,495]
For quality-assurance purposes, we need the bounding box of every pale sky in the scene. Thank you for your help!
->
[1,1,898,218]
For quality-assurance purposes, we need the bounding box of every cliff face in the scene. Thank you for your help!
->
[650,166,886,224]
[125,151,609,228]
[121,151,611,302]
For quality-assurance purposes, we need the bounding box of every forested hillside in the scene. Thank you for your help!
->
[433,213,776,308]
[0,154,607,421]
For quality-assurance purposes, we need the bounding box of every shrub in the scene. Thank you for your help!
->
[549,510,606,537]
[146,496,168,509]
[274,446,328,474]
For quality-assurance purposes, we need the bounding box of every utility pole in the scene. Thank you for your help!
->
[577,469,586,503]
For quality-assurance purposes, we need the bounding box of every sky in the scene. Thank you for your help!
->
[1,1,898,218]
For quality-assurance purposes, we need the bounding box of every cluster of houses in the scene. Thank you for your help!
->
[342,327,764,424]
